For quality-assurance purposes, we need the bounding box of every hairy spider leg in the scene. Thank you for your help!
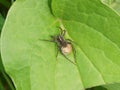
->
[71,43,76,63]
[39,39,55,42]
[40,39,77,65]
[60,47,76,65]
[55,44,59,58]
[39,39,59,59]
[59,27,66,36]
[66,39,78,45]
[66,39,77,63]
[50,41,75,65]
[50,43,76,65]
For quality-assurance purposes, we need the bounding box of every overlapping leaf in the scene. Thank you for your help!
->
[52,0,120,88]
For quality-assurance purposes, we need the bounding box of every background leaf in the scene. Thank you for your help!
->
[86,86,107,90]
[99,1,120,90]
[101,0,120,14]
[52,0,120,89]
[0,12,15,90]
[0,0,11,9]
[0,13,5,72]
[102,83,120,90]
[0,14,4,33]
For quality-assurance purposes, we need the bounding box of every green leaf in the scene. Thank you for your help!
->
[1,0,120,90]
[1,0,58,90]
[52,0,120,88]
[1,0,82,90]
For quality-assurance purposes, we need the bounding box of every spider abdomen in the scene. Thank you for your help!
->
[61,44,72,54]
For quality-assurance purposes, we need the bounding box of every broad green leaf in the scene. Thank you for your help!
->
[1,0,120,90]
[52,0,120,88]
[98,2,120,89]
[1,0,82,90]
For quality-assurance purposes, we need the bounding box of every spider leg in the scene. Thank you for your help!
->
[60,49,76,65]
[56,45,59,58]
[40,39,60,62]
[39,39,55,43]
[58,27,66,36]
[66,39,77,63]
[61,30,66,36]
[66,39,75,43]
[71,44,77,63]
[66,39,79,46]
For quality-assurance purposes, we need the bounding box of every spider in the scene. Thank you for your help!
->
[40,27,76,65]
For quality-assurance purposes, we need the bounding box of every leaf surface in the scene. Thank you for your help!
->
[52,0,120,88]
[1,0,120,90]
[1,0,82,90]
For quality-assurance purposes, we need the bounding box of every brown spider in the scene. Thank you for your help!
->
[40,27,76,65]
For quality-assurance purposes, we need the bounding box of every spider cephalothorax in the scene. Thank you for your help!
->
[51,29,72,53]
